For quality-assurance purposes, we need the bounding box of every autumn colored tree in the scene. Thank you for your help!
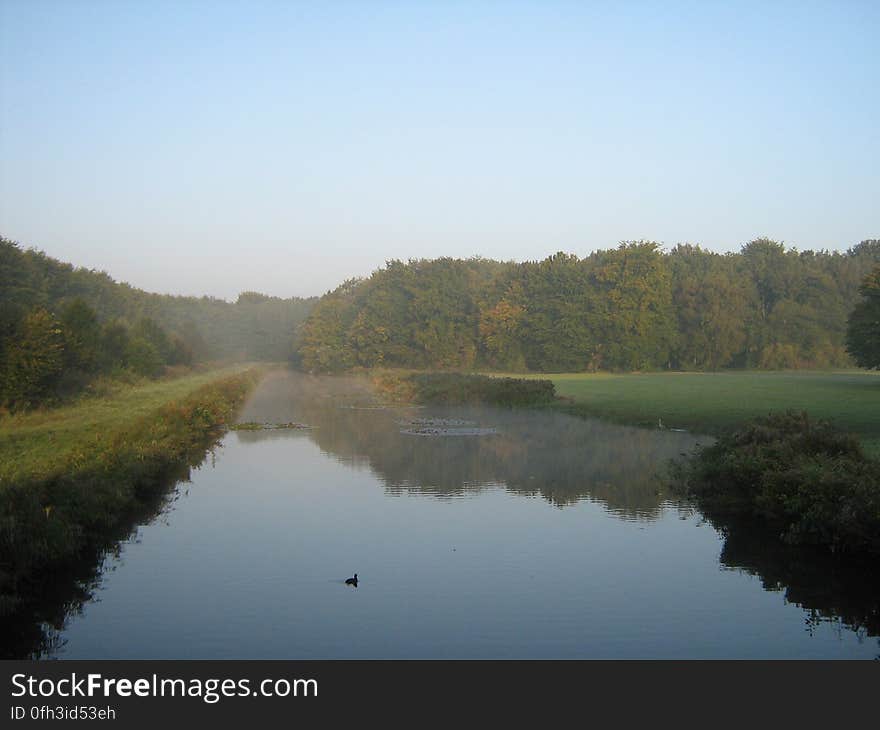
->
[296,240,880,374]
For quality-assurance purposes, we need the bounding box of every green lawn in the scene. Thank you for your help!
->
[0,364,255,486]
[529,371,880,456]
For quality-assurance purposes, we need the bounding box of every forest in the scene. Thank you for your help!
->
[298,238,880,374]
[4,234,879,409]
[0,237,315,408]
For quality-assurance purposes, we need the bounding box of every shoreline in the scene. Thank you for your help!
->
[0,366,265,656]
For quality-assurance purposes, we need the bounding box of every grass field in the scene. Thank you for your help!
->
[0,364,257,486]
[527,370,880,456]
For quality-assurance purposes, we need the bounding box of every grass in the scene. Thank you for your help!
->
[0,364,256,488]
[487,370,880,456]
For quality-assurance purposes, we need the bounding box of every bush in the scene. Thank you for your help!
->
[379,372,556,407]
[670,411,880,554]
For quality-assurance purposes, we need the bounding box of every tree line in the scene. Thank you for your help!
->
[298,238,880,373]
[0,237,316,408]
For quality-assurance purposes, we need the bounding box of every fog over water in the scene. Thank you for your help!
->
[237,371,705,516]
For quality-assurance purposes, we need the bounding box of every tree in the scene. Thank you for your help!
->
[846,265,880,369]
[516,253,594,371]
[99,321,131,372]
[586,242,675,370]
[293,240,880,374]
[669,246,749,370]
[131,317,173,363]
[60,298,101,372]
[479,297,525,369]
[2,308,65,407]
[125,337,164,377]
[298,279,362,372]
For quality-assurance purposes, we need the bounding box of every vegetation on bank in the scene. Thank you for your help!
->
[1,298,196,410]
[299,238,880,373]
[374,371,556,407]
[366,367,880,557]
[668,412,880,555]
[0,367,263,619]
[0,365,256,486]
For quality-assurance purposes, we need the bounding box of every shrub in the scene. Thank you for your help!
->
[379,372,556,407]
[670,411,880,554]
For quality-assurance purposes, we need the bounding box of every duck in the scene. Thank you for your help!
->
[345,573,358,586]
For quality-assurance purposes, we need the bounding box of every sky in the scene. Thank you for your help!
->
[1,1,878,301]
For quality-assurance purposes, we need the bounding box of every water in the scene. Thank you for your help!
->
[44,371,880,658]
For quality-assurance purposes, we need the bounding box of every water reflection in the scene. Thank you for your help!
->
[711,514,880,650]
[234,370,880,652]
[237,370,704,519]
[0,459,201,659]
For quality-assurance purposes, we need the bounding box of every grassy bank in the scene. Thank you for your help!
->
[532,371,880,456]
[0,365,264,627]
[0,365,257,487]
[525,370,880,554]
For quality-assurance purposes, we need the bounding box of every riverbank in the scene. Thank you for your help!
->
[0,365,264,639]
[535,371,880,457]
[0,365,259,487]
[370,368,880,556]
[370,369,880,454]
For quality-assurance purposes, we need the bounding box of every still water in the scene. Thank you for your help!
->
[50,371,879,658]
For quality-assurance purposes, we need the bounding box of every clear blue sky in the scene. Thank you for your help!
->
[1,0,877,300]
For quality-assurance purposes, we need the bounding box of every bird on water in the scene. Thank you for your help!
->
[345,573,358,586]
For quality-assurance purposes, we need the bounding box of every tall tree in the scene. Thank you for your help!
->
[2,308,65,407]
[846,265,880,369]
[669,246,750,369]
[60,298,101,372]
[586,242,674,370]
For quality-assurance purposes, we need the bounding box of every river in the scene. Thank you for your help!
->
[43,371,880,658]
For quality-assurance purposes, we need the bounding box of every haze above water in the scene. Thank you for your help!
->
[50,372,879,658]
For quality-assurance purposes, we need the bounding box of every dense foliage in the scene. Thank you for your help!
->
[0,300,193,408]
[299,239,880,373]
[0,237,315,407]
[1,237,315,360]
[376,372,556,407]
[670,412,880,554]
[846,264,880,369]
